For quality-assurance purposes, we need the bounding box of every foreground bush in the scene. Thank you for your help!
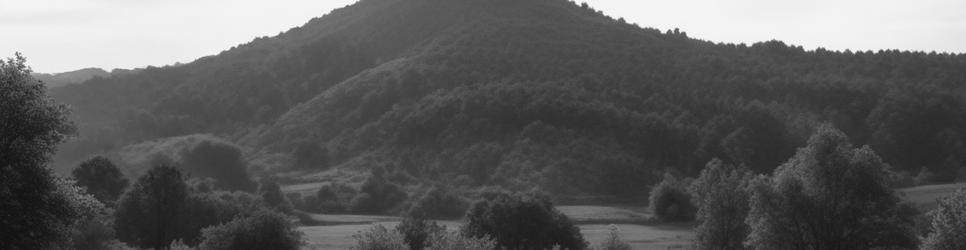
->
[351,225,409,250]
[397,214,443,250]
[425,230,496,250]
[197,210,302,250]
[648,173,695,222]
[462,191,586,250]
[922,188,966,250]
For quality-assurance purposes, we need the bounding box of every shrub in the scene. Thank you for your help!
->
[396,214,444,250]
[197,210,303,250]
[648,173,695,222]
[408,186,469,219]
[350,171,408,214]
[425,230,496,250]
[462,191,586,250]
[316,182,356,213]
[922,188,966,250]
[688,159,752,249]
[596,225,631,250]
[351,225,409,250]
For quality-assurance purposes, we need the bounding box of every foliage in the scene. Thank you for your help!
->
[72,155,129,206]
[408,186,469,219]
[350,169,408,214]
[596,225,632,250]
[197,210,303,250]
[688,159,753,250]
[648,173,695,222]
[396,214,444,250]
[745,124,918,249]
[294,141,329,169]
[311,182,356,213]
[351,224,409,250]
[114,164,190,249]
[259,179,292,213]
[179,138,257,191]
[462,191,587,250]
[0,53,82,249]
[922,188,966,250]
[425,230,496,250]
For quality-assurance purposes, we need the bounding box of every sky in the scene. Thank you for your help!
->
[2,0,965,73]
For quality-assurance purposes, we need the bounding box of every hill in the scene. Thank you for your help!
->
[50,0,966,196]
[33,68,110,88]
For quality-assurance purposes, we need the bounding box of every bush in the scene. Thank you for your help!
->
[197,210,302,250]
[316,182,356,213]
[179,138,257,192]
[259,180,293,213]
[462,191,586,250]
[648,173,695,222]
[425,230,496,250]
[351,225,409,250]
[349,171,408,214]
[922,188,966,250]
[596,225,631,250]
[396,214,444,250]
[408,186,469,219]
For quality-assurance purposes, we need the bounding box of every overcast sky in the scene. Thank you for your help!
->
[2,0,965,73]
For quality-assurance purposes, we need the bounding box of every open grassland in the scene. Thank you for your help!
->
[298,205,694,250]
[899,182,966,210]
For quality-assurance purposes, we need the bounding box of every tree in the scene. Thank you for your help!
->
[688,159,752,250]
[114,164,190,249]
[72,156,129,206]
[0,53,81,249]
[259,179,289,212]
[293,141,329,169]
[180,138,256,192]
[350,169,408,214]
[462,191,587,250]
[408,186,469,219]
[197,210,303,250]
[648,173,695,222]
[745,124,917,249]
[922,188,966,250]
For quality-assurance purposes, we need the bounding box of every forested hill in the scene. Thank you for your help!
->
[50,0,966,196]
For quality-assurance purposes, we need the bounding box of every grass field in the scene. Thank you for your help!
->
[298,205,694,250]
[294,183,964,249]
[898,182,966,210]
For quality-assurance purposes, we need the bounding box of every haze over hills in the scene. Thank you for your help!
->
[50,0,966,196]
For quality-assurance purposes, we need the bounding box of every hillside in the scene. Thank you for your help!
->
[33,68,110,88]
[50,0,966,196]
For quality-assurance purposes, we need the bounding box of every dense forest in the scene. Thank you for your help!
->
[47,0,966,198]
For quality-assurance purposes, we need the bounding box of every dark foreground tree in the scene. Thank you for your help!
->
[462,191,587,250]
[0,53,82,248]
[396,214,443,250]
[114,164,189,249]
[197,210,302,250]
[746,124,917,249]
[72,155,129,205]
[689,159,752,250]
[922,188,966,250]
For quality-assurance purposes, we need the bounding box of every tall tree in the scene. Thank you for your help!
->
[0,53,80,248]
[114,164,189,249]
[689,159,752,250]
[72,155,129,205]
[462,191,587,250]
[745,124,917,249]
